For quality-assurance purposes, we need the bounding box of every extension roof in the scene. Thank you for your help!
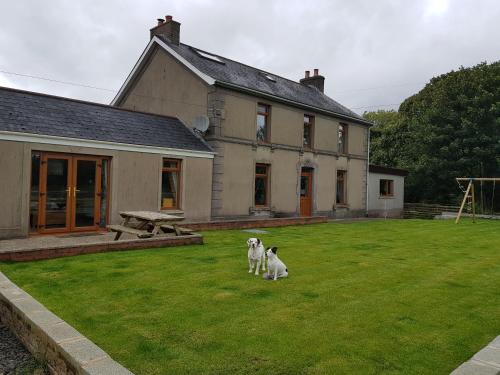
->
[0,86,213,155]
[113,36,372,126]
[369,164,408,177]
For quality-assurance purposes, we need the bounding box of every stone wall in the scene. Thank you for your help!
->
[0,272,134,374]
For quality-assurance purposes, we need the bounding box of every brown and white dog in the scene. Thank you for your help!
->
[246,238,266,275]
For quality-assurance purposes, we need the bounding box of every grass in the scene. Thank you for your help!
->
[1,219,500,374]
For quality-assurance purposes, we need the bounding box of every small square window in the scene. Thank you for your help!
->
[380,179,394,197]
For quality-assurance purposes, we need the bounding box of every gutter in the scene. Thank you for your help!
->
[215,81,374,127]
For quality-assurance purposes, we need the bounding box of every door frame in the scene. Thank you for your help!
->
[38,153,73,234]
[70,155,103,232]
[35,151,110,234]
[300,168,313,217]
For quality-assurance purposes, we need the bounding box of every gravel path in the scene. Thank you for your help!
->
[0,323,46,375]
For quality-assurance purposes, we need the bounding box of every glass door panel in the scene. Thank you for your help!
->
[73,159,98,228]
[43,157,71,231]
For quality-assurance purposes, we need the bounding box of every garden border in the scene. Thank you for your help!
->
[0,271,134,375]
[451,336,500,374]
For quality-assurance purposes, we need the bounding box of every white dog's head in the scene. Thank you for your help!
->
[266,246,278,259]
[247,238,261,250]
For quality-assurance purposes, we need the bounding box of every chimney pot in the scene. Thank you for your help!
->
[150,14,181,45]
[300,69,325,93]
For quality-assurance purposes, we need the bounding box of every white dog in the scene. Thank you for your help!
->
[264,247,288,281]
[247,238,266,275]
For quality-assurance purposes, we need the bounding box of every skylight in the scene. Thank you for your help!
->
[260,72,276,82]
[194,49,224,64]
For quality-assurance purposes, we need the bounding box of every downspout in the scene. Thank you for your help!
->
[365,127,370,216]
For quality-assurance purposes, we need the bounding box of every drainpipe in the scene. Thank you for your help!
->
[365,128,370,216]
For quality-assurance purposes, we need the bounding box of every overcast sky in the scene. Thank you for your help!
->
[0,0,499,114]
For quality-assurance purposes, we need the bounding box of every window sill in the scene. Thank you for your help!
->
[253,206,271,211]
[160,209,184,215]
[379,196,395,199]
[335,204,350,209]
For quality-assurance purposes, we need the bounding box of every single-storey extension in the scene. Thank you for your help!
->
[0,87,214,239]
[367,164,408,218]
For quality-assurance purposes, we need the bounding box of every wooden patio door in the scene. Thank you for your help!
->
[38,153,104,233]
[300,169,313,217]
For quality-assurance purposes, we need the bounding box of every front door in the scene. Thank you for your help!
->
[300,169,313,216]
[37,153,107,233]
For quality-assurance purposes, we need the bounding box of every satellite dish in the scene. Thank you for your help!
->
[192,116,209,132]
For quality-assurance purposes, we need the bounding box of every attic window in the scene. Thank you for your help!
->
[262,72,276,82]
[194,49,225,64]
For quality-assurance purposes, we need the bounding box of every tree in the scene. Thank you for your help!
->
[364,61,500,208]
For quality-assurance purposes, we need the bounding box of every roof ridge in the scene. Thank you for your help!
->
[0,85,182,122]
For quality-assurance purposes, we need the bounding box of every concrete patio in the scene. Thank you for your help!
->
[0,231,203,262]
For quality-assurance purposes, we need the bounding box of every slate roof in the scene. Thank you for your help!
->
[369,164,408,177]
[157,36,369,125]
[0,87,213,153]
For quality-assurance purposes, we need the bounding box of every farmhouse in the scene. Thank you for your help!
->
[0,87,214,239]
[0,15,375,240]
[113,16,372,220]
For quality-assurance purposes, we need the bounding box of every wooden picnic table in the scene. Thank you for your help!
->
[107,211,189,240]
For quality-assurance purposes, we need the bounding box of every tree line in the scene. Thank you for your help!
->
[363,61,500,211]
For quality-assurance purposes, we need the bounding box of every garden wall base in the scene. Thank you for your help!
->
[183,216,327,231]
[0,271,134,375]
[451,336,500,375]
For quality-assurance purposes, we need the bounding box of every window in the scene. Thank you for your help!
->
[161,159,181,209]
[255,164,269,207]
[303,115,314,149]
[336,170,347,205]
[257,103,270,142]
[380,179,394,197]
[260,72,276,82]
[194,49,225,64]
[338,123,348,154]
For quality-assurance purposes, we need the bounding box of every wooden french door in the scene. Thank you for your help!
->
[38,153,107,233]
[300,169,313,217]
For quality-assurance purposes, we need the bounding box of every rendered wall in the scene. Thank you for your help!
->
[368,172,405,217]
[118,47,209,125]
[0,140,212,239]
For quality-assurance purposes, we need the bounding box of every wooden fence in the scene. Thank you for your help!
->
[403,203,460,219]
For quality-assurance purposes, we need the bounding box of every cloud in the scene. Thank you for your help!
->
[0,0,499,113]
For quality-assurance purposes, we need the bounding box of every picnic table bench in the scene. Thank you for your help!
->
[107,211,190,240]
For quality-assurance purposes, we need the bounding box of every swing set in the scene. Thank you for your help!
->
[455,178,500,223]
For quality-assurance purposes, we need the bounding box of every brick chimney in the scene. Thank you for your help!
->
[150,15,181,45]
[300,69,325,93]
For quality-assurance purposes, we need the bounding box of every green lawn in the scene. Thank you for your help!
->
[1,220,500,374]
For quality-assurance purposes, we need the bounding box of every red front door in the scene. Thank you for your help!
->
[300,170,313,216]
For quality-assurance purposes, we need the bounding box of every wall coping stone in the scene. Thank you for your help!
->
[451,336,500,374]
[0,271,134,375]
